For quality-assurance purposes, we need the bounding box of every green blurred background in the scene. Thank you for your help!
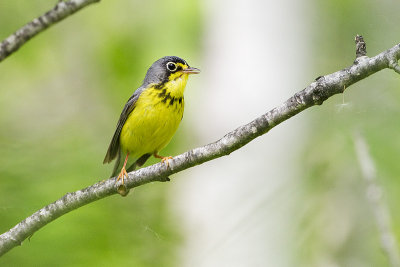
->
[295,1,400,266]
[0,0,201,266]
[0,0,399,266]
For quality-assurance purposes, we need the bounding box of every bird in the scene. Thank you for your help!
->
[103,56,200,186]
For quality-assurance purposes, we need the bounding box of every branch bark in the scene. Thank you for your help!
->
[0,37,399,257]
[0,0,100,63]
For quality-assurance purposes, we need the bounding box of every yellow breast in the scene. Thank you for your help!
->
[119,73,188,160]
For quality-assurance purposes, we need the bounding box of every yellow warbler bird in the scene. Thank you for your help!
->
[103,56,200,184]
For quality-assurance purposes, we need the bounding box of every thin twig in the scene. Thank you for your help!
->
[0,38,399,257]
[355,34,367,58]
[353,132,400,267]
[0,0,100,63]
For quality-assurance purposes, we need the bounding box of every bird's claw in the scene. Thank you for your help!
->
[161,156,173,168]
[117,166,128,185]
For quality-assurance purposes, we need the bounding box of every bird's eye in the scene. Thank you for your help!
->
[166,62,177,72]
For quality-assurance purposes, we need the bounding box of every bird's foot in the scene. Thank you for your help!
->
[116,166,128,185]
[154,154,173,168]
[116,167,130,197]
[161,156,173,167]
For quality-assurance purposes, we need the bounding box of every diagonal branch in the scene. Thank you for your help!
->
[0,0,100,63]
[0,37,399,257]
[354,132,400,267]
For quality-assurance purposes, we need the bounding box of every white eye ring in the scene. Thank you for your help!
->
[166,62,178,72]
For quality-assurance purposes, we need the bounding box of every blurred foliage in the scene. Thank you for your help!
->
[295,0,400,266]
[1,0,400,266]
[0,0,201,266]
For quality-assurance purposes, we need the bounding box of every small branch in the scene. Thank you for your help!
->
[0,37,400,257]
[355,34,367,58]
[0,0,100,63]
[353,132,400,267]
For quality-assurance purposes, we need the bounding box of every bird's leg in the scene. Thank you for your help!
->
[154,153,173,167]
[117,152,129,185]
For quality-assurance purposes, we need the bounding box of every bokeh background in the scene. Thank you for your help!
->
[0,0,399,266]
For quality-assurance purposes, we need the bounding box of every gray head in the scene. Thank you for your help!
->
[142,56,200,86]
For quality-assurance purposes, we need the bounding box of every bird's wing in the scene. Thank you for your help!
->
[103,87,145,164]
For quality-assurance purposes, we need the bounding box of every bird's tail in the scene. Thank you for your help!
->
[110,148,121,178]
[126,153,151,172]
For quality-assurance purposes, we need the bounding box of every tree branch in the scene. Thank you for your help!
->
[354,132,400,267]
[0,0,100,63]
[0,37,399,257]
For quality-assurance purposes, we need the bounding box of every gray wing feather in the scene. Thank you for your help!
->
[103,87,145,164]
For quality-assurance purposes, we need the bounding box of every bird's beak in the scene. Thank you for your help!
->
[182,67,201,74]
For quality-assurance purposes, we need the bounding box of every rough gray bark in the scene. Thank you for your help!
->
[0,37,399,257]
[0,0,100,62]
